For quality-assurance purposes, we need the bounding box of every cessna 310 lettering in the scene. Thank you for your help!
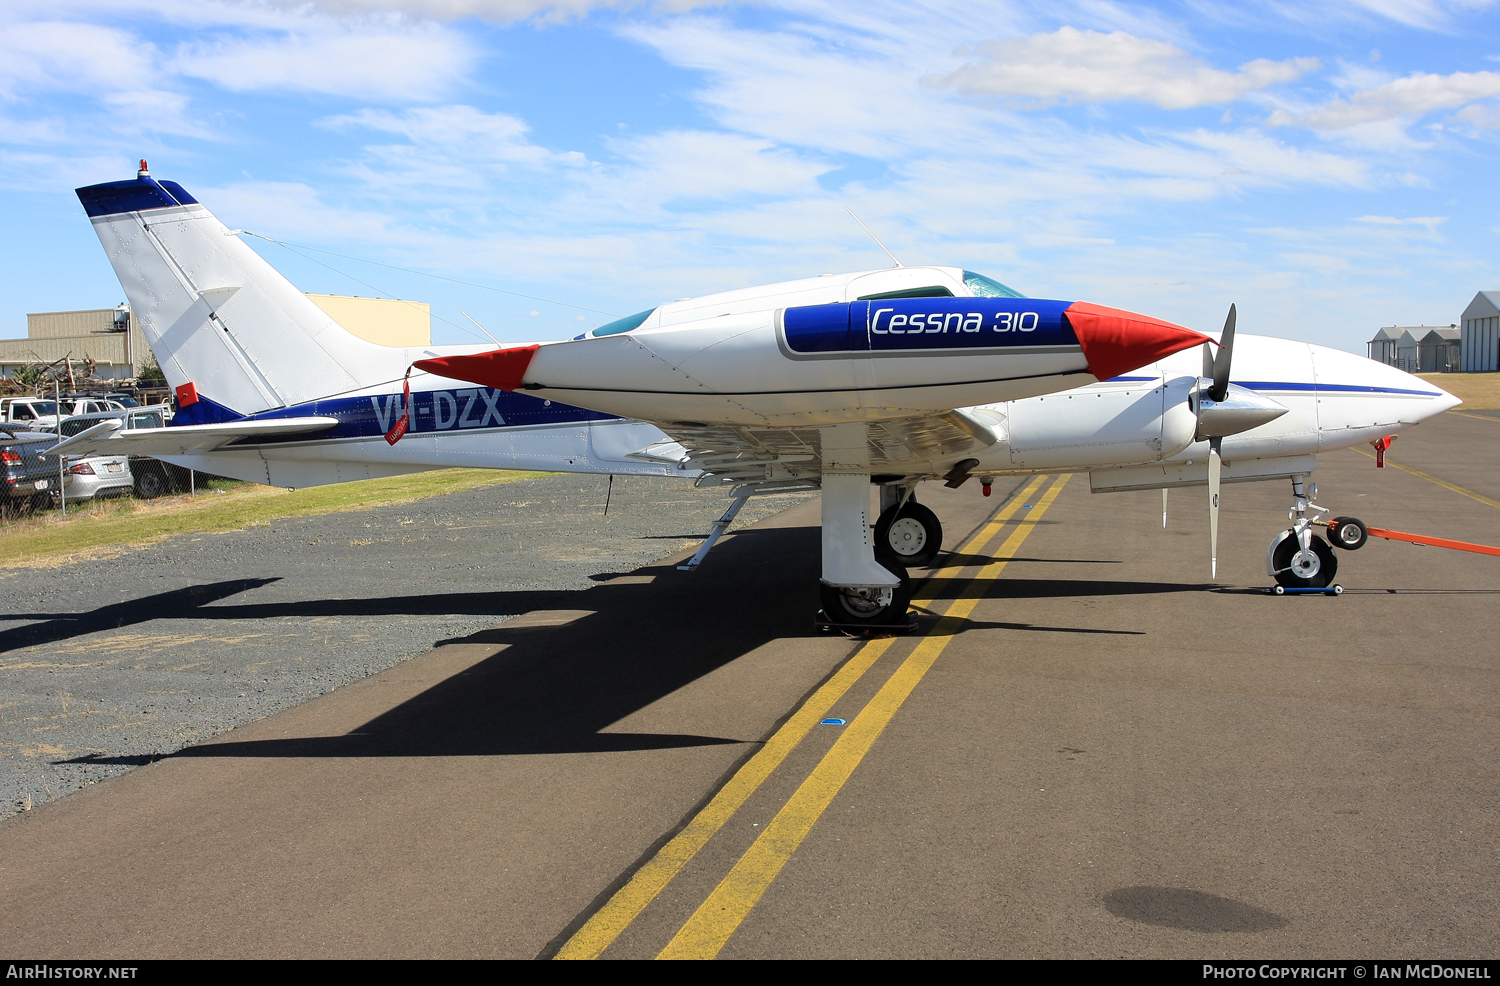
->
[56,164,1459,626]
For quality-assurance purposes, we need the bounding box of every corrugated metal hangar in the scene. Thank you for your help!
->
[1369,290,1498,373]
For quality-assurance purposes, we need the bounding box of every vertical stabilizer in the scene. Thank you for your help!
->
[77,166,398,416]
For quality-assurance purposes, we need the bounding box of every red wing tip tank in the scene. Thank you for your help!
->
[415,297,1211,427]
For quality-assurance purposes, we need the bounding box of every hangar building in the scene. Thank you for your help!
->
[0,294,430,382]
[1460,291,1500,372]
[1367,325,1460,373]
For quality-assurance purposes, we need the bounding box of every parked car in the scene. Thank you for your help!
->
[62,396,129,415]
[59,451,134,502]
[0,426,60,513]
[56,408,180,499]
[0,397,64,432]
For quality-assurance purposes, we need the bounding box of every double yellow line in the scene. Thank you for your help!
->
[1348,446,1500,511]
[555,473,1072,960]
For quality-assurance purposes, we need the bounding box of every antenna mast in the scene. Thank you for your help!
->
[844,206,903,268]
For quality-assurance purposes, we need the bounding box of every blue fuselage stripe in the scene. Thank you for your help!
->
[171,388,618,445]
[1236,381,1444,397]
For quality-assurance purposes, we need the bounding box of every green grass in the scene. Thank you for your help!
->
[0,468,552,568]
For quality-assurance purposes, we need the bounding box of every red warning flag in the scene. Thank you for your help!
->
[384,368,412,445]
[1371,435,1395,467]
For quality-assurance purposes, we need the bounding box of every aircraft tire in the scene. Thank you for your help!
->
[1327,516,1368,550]
[820,552,912,627]
[1271,535,1338,589]
[875,501,943,568]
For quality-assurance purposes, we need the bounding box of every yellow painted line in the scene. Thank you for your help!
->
[1349,447,1500,511]
[657,474,1072,960]
[1448,410,1500,423]
[553,474,1049,960]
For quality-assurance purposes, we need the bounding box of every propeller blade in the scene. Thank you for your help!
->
[1162,487,1168,529]
[1209,304,1236,403]
[1208,436,1222,579]
[1202,340,1215,380]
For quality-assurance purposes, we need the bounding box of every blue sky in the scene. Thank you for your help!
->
[3,0,1498,354]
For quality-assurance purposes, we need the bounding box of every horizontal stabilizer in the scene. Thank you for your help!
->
[48,417,339,459]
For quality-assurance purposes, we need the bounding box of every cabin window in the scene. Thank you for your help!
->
[857,286,955,301]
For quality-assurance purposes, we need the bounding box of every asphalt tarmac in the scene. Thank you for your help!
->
[0,475,808,818]
[0,412,1495,959]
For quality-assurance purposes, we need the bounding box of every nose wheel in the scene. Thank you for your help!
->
[1266,475,1339,589]
[1270,533,1338,588]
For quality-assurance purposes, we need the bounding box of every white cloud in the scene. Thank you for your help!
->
[247,0,719,22]
[1338,0,1490,30]
[194,180,396,241]
[622,15,990,159]
[1269,70,1500,131]
[319,105,582,199]
[1453,102,1500,127]
[172,22,477,101]
[1355,214,1447,226]
[933,27,1318,109]
[0,21,154,99]
[326,105,557,164]
[597,130,832,206]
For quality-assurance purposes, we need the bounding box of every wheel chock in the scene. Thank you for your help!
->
[1264,584,1344,596]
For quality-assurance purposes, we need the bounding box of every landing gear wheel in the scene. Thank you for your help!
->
[874,501,943,568]
[134,468,167,500]
[1327,516,1367,550]
[1272,535,1338,589]
[819,552,913,628]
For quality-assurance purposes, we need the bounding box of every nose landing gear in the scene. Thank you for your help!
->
[1266,475,1339,589]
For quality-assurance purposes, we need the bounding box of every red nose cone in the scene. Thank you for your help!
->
[414,344,540,392]
[1065,302,1212,381]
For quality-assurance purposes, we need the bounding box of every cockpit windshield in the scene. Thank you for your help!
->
[591,308,656,338]
[962,271,1024,299]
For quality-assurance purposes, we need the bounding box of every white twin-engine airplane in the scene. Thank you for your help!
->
[57,164,1459,626]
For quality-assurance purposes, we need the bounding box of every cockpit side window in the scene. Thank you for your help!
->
[962,270,1024,298]
[591,308,656,338]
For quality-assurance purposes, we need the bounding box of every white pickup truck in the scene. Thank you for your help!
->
[0,397,65,432]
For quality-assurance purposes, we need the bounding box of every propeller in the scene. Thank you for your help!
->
[1194,305,1236,579]
[1182,305,1287,578]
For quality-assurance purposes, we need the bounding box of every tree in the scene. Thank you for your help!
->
[137,350,166,387]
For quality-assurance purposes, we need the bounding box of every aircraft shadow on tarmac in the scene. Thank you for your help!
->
[0,578,571,654]
[918,576,1214,601]
[62,527,823,760]
[910,613,1145,638]
[37,530,1213,765]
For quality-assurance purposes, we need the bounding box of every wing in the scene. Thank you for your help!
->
[656,409,1002,493]
[47,417,339,459]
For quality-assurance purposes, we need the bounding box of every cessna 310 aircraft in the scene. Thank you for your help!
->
[56,164,1459,627]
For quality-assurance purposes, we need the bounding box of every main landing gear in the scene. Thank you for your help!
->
[874,484,943,569]
[1266,475,1344,589]
[815,425,924,632]
[818,549,914,629]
